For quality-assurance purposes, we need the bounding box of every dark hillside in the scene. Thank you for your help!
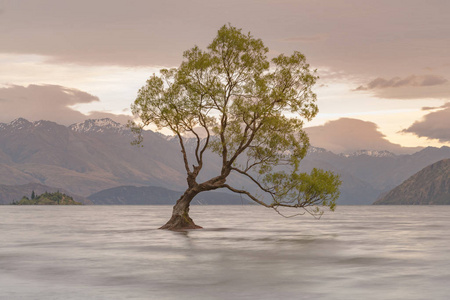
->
[374,159,450,205]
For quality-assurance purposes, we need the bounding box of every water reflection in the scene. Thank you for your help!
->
[1,205,449,299]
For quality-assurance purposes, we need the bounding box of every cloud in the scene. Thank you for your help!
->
[402,102,450,142]
[304,118,420,154]
[356,75,448,91]
[0,84,131,125]
[1,0,450,77]
[422,106,439,111]
[354,75,450,99]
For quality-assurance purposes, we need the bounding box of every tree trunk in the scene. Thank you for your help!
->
[159,188,202,231]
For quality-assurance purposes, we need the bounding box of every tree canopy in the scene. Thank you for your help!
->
[131,24,341,230]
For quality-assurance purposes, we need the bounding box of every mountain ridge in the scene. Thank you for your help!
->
[69,118,128,134]
[1,118,449,204]
[374,159,450,204]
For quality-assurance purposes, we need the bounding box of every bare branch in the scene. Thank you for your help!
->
[189,127,202,166]
[221,184,271,208]
[273,207,306,218]
[226,120,263,168]
[231,167,275,195]
[198,114,211,164]
[175,131,192,174]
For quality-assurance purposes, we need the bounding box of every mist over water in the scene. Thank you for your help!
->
[1,205,449,299]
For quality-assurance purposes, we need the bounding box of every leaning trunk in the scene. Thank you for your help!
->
[159,189,202,230]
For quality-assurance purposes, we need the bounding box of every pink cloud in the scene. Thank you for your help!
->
[402,102,450,142]
[355,75,448,91]
[0,84,130,125]
[305,118,421,154]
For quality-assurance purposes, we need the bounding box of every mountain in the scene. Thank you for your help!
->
[0,183,91,205]
[69,118,128,134]
[301,146,450,204]
[88,185,253,205]
[0,118,250,196]
[341,150,396,158]
[0,118,189,195]
[374,159,450,205]
[1,118,449,205]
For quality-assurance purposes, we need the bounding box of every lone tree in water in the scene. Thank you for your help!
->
[131,25,341,230]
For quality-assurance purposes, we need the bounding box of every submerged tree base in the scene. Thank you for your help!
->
[159,214,203,231]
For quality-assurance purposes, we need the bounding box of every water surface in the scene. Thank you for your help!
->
[1,205,449,299]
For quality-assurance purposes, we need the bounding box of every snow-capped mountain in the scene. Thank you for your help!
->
[308,146,328,154]
[1,118,36,130]
[342,150,397,158]
[1,118,449,204]
[69,118,128,134]
[7,118,32,130]
[0,118,66,134]
[0,118,188,196]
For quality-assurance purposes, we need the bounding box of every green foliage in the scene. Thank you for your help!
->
[131,24,341,217]
[11,191,82,205]
[264,168,341,213]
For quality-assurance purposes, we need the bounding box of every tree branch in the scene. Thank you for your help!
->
[230,167,275,195]
[198,113,211,164]
[221,184,271,208]
[175,131,192,175]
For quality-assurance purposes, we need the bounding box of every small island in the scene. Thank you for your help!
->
[11,191,82,205]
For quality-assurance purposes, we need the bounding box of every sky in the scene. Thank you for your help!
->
[1,0,449,154]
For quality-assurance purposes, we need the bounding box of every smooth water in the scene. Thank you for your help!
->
[1,205,449,300]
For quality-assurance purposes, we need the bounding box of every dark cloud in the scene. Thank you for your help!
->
[0,84,130,125]
[355,75,448,90]
[1,0,449,78]
[422,106,439,111]
[305,118,420,154]
[402,102,450,142]
[354,75,450,99]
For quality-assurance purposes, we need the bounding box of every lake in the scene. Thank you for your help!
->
[1,205,449,299]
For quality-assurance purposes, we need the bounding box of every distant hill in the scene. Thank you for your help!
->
[0,183,91,205]
[88,185,253,205]
[12,191,82,205]
[1,117,450,204]
[302,146,450,204]
[374,159,450,205]
[0,118,248,196]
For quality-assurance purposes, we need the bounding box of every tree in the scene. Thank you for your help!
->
[131,25,341,230]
